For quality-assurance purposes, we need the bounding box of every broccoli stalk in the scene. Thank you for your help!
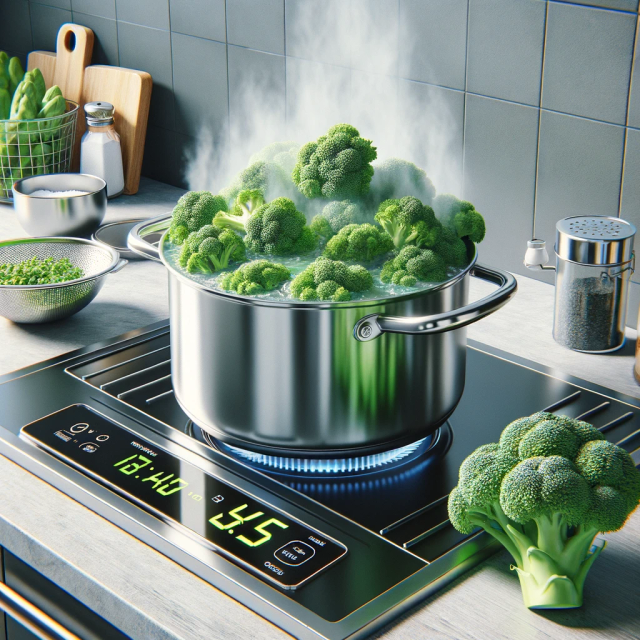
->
[213,189,265,233]
[448,412,640,609]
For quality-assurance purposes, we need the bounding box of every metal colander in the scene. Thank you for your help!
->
[0,237,126,323]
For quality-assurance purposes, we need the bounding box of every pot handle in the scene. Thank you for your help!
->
[353,264,517,341]
[127,214,172,262]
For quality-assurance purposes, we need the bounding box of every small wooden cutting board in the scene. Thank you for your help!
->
[26,23,152,195]
[81,66,152,195]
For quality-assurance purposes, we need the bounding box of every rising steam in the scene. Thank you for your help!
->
[184,0,462,200]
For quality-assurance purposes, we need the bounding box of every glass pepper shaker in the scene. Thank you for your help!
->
[525,216,636,353]
[80,101,125,198]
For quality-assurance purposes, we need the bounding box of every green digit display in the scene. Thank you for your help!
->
[142,471,174,489]
[209,504,265,530]
[156,478,189,496]
[236,518,288,547]
[116,455,152,475]
[114,455,137,467]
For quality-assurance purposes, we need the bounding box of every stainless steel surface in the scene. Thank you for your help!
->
[127,213,168,262]
[0,237,126,323]
[353,265,517,341]
[0,100,79,204]
[83,101,115,126]
[127,216,518,454]
[0,582,81,640]
[92,219,146,260]
[12,174,108,238]
[556,215,636,265]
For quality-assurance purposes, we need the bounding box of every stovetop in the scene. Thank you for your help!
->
[0,321,638,639]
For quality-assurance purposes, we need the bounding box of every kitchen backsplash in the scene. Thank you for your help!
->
[2,0,640,320]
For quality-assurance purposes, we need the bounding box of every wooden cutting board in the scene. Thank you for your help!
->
[26,23,153,194]
[28,24,94,171]
[81,66,152,195]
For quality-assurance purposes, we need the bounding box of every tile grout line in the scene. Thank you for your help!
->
[532,0,550,240]
[283,0,287,131]
[619,15,639,217]
[113,0,120,66]
[461,0,471,197]
[224,0,231,147]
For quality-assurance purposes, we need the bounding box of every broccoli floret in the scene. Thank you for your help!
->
[178,225,246,274]
[323,223,393,263]
[433,227,469,269]
[290,257,373,301]
[249,141,300,175]
[213,189,265,233]
[369,158,436,205]
[380,245,447,285]
[219,259,291,295]
[292,123,377,199]
[447,412,640,610]
[244,197,318,256]
[374,196,439,250]
[169,191,227,244]
[310,199,368,241]
[433,194,486,244]
[219,160,290,205]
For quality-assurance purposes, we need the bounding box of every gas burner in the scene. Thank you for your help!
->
[187,420,442,477]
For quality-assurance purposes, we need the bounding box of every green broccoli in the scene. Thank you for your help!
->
[433,227,469,268]
[292,123,377,199]
[213,189,265,233]
[178,225,246,274]
[169,191,228,245]
[219,160,289,205]
[323,223,393,263]
[374,196,439,250]
[219,259,291,295]
[448,412,640,610]
[244,197,317,256]
[380,245,447,286]
[433,194,486,244]
[310,200,367,241]
[290,257,373,301]
[369,158,436,205]
[249,141,300,175]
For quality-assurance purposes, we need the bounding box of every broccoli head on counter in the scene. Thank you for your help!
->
[244,197,318,256]
[448,412,640,609]
[178,225,246,274]
[290,257,373,301]
[169,191,228,245]
[219,260,291,295]
[323,223,393,263]
[292,124,377,200]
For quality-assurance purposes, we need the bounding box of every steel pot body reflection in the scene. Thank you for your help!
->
[127,218,517,458]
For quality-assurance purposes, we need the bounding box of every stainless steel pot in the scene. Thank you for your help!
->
[129,215,517,457]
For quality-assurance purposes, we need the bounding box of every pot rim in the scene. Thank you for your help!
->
[159,232,478,309]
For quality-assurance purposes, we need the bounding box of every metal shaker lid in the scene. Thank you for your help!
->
[84,101,115,125]
[556,216,636,265]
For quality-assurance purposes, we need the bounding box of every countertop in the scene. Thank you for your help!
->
[0,180,638,640]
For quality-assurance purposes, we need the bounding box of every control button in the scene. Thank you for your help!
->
[70,423,89,433]
[212,495,224,503]
[96,435,109,442]
[54,430,72,443]
[274,541,316,566]
[80,443,99,453]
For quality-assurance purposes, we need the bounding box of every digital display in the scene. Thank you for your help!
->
[21,405,347,589]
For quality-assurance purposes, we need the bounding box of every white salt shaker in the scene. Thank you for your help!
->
[80,101,125,198]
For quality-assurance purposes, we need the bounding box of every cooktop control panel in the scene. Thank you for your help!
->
[21,405,347,590]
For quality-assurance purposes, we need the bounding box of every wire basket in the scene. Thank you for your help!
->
[0,100,79,204]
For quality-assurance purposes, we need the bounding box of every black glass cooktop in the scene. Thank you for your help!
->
[0,321,638,640]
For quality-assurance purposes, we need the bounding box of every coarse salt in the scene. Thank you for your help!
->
[29,189,90,198]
